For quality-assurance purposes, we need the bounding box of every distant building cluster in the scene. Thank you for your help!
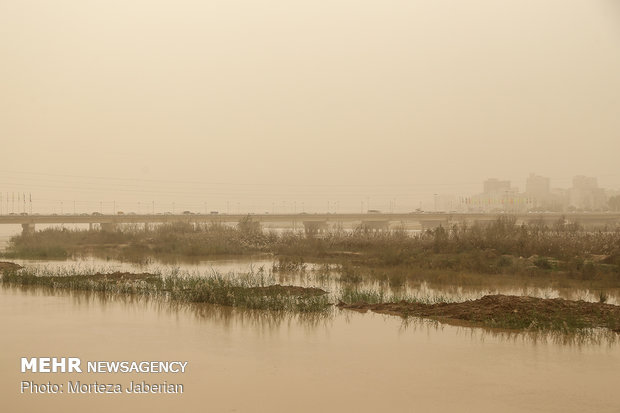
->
[442,174,619,213]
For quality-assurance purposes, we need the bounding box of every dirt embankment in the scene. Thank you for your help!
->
[85,271,158,281]
[0,261,23,272]
[83,274,327,296]
[338,295,620,332]
[248,285,327,296]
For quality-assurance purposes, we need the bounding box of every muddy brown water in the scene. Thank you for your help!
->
[1,284,619,413]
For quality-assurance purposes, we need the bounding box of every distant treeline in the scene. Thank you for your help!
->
[3,216,620,283]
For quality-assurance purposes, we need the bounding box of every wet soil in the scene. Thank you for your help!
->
[338,295,620,332]
[248,285,327,296]
[85,271,158,281]
[80,274,327,296]
[0,262,22,272]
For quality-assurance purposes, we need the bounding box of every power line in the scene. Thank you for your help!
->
[0,168,514,188]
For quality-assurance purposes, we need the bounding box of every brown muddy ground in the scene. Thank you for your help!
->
[0,262,22,272]
[248,285,327,296]
[85,271,158,281]
[84,274,327,296]
[338,295,620,332]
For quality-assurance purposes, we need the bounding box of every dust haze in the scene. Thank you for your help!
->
[1,0,619,213]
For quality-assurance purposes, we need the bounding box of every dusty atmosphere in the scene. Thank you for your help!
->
[2,1,620,412]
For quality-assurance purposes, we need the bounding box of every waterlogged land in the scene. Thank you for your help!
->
[0,264,329,313]
[1,216,620,334]
[1,261,619,335]
[4,217,620,288]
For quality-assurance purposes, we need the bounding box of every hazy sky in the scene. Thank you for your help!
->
[1,0,619,213]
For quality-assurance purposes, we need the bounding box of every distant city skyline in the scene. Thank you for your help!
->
[1,171,619,215]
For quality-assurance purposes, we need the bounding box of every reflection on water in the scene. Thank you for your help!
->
[3,283,617,348]
[11,256,620,306]
[398,315,619,348]
[9,255,277,277]
[1,283,333,333]
[1,284,620,413]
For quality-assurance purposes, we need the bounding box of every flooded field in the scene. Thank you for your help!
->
[3,225,620,411]
[7,255,620,306]
[1,284,619,413]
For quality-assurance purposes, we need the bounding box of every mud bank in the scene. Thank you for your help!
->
[0,261,22,272]
[338,294,620,332]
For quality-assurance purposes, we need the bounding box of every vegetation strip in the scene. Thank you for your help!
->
[3,217,620,289]
[0,267,329,313]
[2,262,619,333]
[337,294,620,333]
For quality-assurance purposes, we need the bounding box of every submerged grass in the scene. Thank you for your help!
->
[0,267,330,313]
[339,287,459,305]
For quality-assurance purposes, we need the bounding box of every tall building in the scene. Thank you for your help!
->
[572,175,598,190]
[483,179,511,195]
[525,173,550,208]
[463,178,526,213]
[569,175,606,210]
[525,174,550,198]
